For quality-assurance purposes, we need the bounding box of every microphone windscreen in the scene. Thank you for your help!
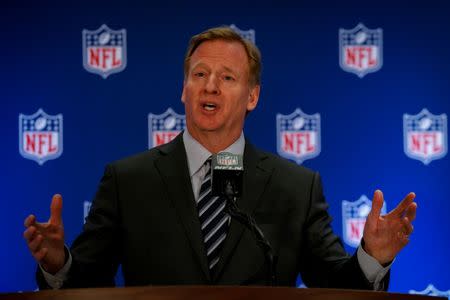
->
[211,152,244,197]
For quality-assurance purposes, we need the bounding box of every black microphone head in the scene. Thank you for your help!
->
[211,152,244,198]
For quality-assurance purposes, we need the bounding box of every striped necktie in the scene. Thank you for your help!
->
[197,158,230,272]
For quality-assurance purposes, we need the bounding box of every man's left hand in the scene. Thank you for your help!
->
[363,190,417,265]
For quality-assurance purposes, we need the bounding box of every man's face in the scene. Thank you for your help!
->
[181,39,260,143]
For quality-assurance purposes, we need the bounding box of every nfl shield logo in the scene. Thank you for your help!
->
[276,108,320,164]
[342,195,387,248]
[82,24,127,79]
[229,24,256,44]
[403,108,447,165]
[410,284,450,298]
[148,108,186,148]
[339,23,383,78]
[19,108,63,165]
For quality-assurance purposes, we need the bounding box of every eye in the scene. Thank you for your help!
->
[223,75,235,81]
[194,72,205,78]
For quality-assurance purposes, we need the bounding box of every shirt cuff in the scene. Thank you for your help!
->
[357,245,393,290]
[39,246,72,289]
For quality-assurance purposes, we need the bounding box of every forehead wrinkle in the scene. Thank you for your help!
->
[189,62,243,83]
[190,58,240,73]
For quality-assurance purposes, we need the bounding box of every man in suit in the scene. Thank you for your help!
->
[24,27,417,289]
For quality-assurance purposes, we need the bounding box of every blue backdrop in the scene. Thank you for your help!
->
[2,0,449,296]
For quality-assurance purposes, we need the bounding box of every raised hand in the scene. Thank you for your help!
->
[23,194,66,274]
[363,190,417,265]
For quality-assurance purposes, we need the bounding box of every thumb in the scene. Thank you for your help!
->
[368,190,384,222]
[49,194,63,225]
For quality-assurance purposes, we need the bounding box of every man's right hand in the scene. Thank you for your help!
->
[23,194,66,275]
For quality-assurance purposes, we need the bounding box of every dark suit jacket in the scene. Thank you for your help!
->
[37,133,387,289]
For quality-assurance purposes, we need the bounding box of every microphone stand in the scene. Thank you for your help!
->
[223,180,277,286]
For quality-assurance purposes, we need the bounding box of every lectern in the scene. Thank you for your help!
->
[0,286,445,300]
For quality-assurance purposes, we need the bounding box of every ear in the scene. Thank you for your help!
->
[181,80,187,104]
[246,84,260,112]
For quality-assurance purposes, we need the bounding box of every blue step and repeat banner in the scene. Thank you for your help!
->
[2,0,449,297]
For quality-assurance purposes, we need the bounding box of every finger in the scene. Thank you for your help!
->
[25,218,48,235]
[368,190,384,221]
[23,226,37,242]
[24,215,36,227]
[391,192,416,216]
[401,217,414,235]
[49,194,63,225]
[397,231,410,244]
[405,202,417,222]
[28,234,44,253]
[33,247,48,262]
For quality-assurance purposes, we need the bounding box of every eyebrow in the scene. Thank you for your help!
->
[191,63,238,76]
[222,66,238,75]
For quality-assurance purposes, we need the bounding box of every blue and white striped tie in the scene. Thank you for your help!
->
[197,158,230,272]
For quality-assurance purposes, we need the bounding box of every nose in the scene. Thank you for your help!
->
[204,74,220,95]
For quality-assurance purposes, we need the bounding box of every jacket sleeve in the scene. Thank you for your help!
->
[37,164,122,289]
[299,172,389,290]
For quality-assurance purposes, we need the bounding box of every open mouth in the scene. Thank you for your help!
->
[203,103,217,111]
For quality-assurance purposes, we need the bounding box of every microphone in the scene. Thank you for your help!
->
[211,152,243,198]
[211,152,277,286]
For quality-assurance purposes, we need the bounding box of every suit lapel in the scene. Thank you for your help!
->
[213,141,273,281]
[154,134,211,281]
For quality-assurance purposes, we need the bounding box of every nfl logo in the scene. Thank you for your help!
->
[339,23,383,78]
[148,108,186,148]
[82,24,127,79]
[342,195,387,248]
[276,108,320,164]
[410,284,450,298]
[229,24,256,44]
[19,108,63,165]
[404,108,447,165]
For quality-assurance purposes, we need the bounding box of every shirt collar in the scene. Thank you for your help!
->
[183,130,245,177]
